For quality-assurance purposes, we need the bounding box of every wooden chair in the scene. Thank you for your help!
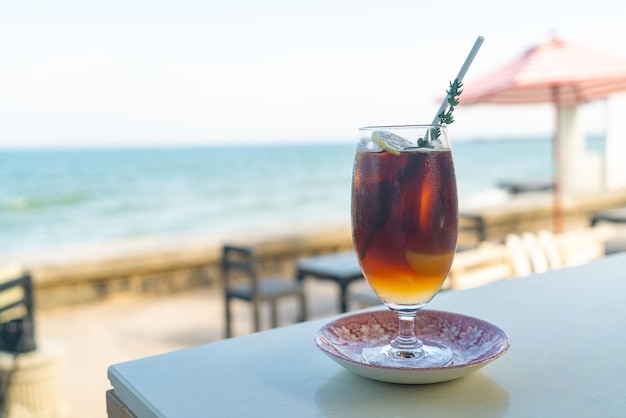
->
[552,226,611,267]
[504,234,533,277]
[590,206,626,227]
[536,230,564,270]
[447,244,514,290]
[222,245,306,338]
[0,264,36,353]
[520,232,550,274]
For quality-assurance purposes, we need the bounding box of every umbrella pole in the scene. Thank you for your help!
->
[552,88,564,233]
[553,144,564,233]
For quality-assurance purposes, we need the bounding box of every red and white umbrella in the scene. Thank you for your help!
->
[460,36,626,232]
[461,36,626,105]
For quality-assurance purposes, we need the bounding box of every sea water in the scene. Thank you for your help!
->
[0,138,604,253]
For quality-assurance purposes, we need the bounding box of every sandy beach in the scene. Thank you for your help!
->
[33,276,361,418]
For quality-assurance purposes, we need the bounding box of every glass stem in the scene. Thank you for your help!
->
[390,310,423,352]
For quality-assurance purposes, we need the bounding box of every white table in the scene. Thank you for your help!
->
[107,253,626,417]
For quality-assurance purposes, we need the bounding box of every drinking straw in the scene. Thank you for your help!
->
[431,35,485,126]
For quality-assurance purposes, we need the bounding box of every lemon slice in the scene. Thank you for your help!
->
[372,130,412,155]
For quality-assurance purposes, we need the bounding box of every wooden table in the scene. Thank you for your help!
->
[295,251,364,313]
[107,253,626,417]
[497,179,553,194]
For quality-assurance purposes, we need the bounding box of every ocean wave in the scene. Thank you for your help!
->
[0,193,87,211]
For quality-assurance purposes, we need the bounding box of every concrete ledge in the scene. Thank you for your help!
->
[460,187,626,245]
[1,225,353,310]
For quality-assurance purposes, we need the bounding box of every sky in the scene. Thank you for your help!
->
[2,0,626,149]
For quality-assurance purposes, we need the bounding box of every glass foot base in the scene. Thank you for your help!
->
[361,340,453,368]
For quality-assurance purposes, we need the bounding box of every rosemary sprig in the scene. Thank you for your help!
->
[418,79,463,147]
[439,79,463,125]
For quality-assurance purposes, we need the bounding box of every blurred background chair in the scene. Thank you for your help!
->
[222,245,306,338]
[0,264,67,418]
[520,232,550,274]
[535,230,564,270]
[447,243,514,290]
[505,234,533,277]
[590,206,626,227]
[0,264,36,354]
[589,208,626,255]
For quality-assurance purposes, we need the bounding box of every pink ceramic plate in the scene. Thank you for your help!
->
[315,309,510,384]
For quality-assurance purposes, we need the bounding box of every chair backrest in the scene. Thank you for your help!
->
[520,232,550,274]
[0,264,34,323]
[222,245,259,292]
[552,226,611,267]
[505,234,533,277]
[447,244,513,290]
[0,264,36,353]
[536,230,564,269]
